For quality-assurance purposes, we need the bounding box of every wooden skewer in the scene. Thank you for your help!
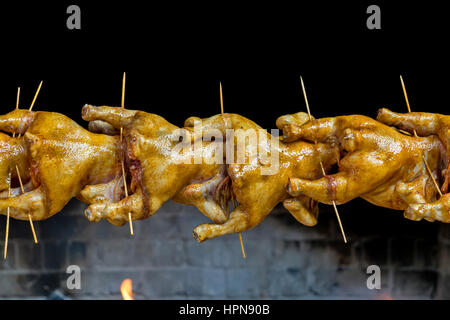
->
[423,155,443,197]
[398,128,412,136]
[16,87,20,108]
[220,82,246,259]
[4,87,22,259]
[4,173,11,259]
[220,82,224,115]
[122,161,133,235]
[16,165,37,243]
[300,76,347,243]
[29,81,43,111]
[234,194,246,259]
[12,87,20,138]
[17,81,42,139]
[400,76,417,138]
[400,75,442,197]
[120,72,134,236]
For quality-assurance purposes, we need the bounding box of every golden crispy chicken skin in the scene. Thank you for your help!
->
[81,105,232,226]
[282,115,445,222]
[0,132,30,195]
[377,108,450,221]
[182,112,339,242]
[0,109,123,221]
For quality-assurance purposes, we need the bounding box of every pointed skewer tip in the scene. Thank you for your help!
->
[120,73,133,236]
[29,81,43,111]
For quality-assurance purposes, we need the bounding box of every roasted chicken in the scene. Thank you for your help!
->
[377,108,450,221]
[183,112,339,242]
[1,101,448,242]
[282,115,445,222]
[81,105,233,226]
[0,109,123,221]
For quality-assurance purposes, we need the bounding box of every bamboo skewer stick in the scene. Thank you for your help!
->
[120,73,134,236]
[16,164,37,243]
[13,88,20,138]
[400,76,418,138]
[234,193,246,259]
[423,155,443,197]
[17,81,42,139]
[29,81,43,112]
[16,87,20,109]
[4,173,11,259]
[300,77,347,243]
[4,87,22,259]
[400,75,442,197]
[220,82,224,115]
[219,82,246,259]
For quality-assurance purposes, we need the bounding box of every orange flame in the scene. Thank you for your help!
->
[121,279,134,300]
[374,292,392,300]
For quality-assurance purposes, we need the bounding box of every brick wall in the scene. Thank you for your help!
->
[0,198,448,299]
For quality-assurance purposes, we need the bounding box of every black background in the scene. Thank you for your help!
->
[0,0,449,307]
[1,1,448,127]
